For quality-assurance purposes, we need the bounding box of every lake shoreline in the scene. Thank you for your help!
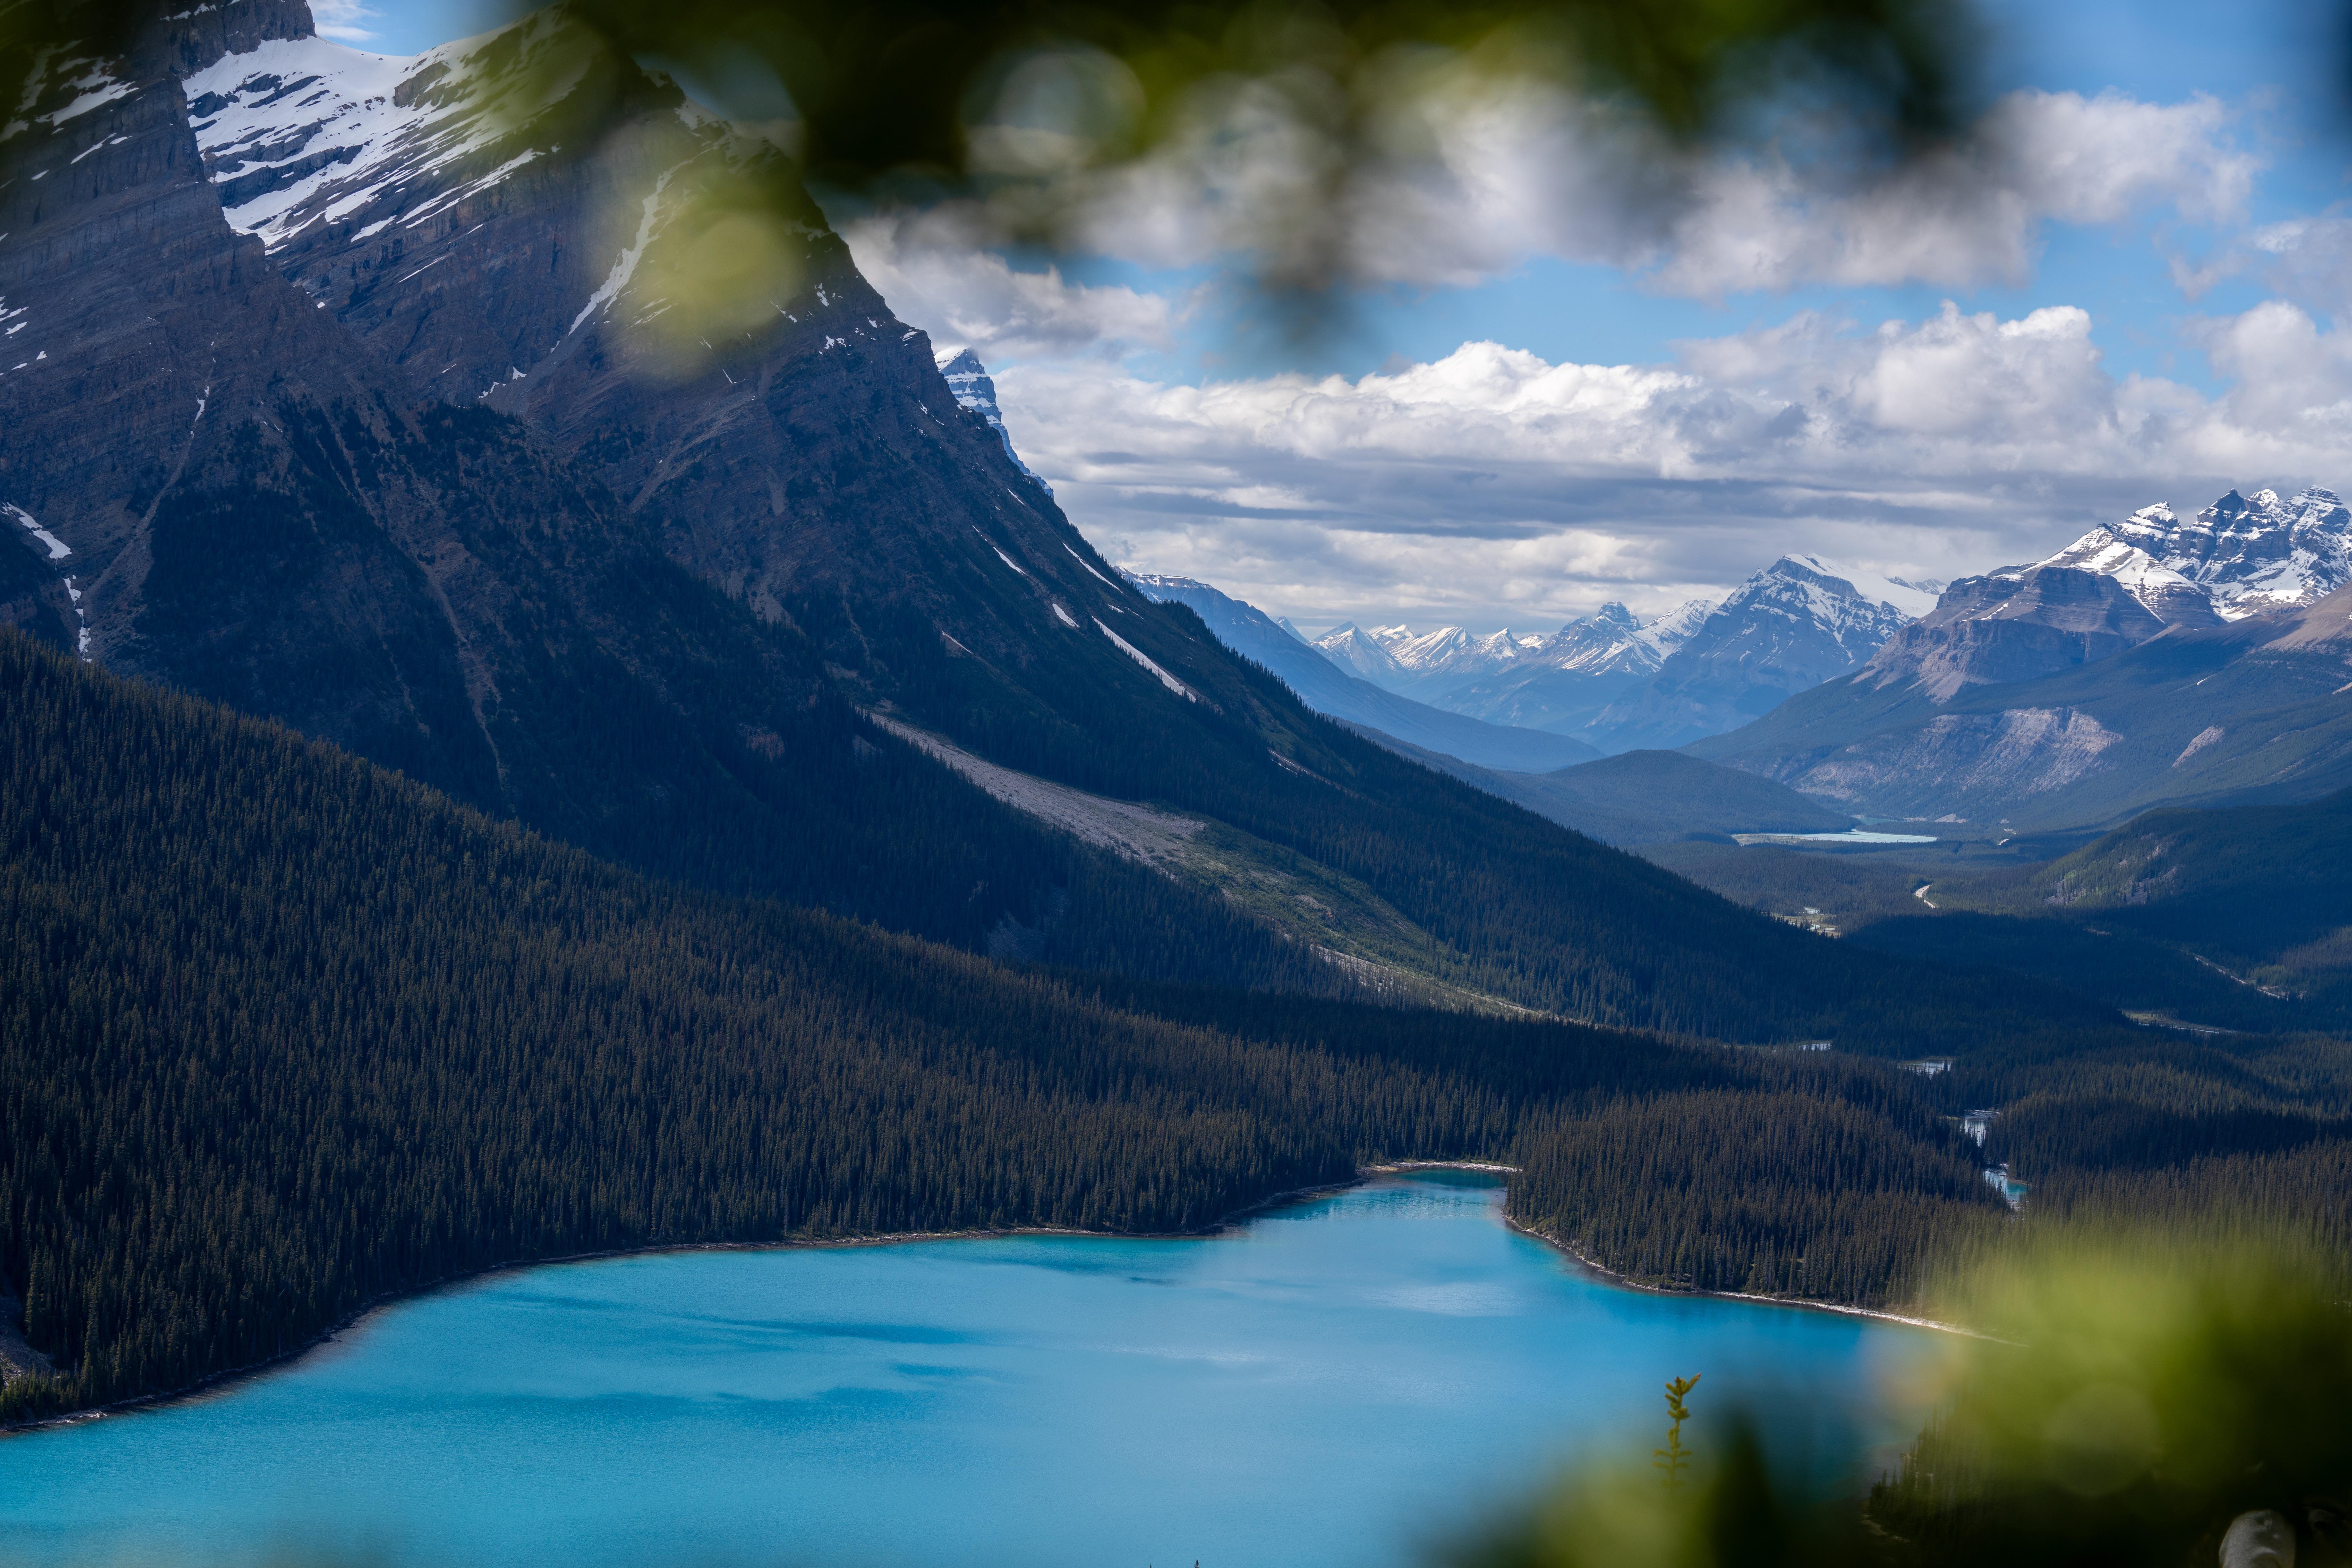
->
[4,1159,1955,1434]
[1500,1215,1977,1338]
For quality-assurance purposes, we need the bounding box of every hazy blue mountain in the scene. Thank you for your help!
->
[1365,740,1855,846]
[1124,572,1600,773]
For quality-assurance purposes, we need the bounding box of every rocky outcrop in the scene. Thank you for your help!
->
[1793,706,2126,813]
[938,348,1050,492]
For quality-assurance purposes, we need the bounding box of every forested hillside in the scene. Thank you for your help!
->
[0,631,2017,1419]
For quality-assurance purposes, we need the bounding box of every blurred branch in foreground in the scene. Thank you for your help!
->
[3,0,1980,302]
[565,0,1983,296]
[1453,1232,2352,1568]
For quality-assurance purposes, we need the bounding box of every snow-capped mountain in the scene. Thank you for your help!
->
[938,349,1050,493]
[1311,562,1920,748]
[1376,624,1542,686]
[1580,555,1933,752]
[1434,603,1665,734]
[2036,487,2352,620]
[1313,623,1414,686]
[1536,603,1657,676]
[1632,598,1718,660]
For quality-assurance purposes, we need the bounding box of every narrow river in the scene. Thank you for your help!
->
[0,1172,1937,1568]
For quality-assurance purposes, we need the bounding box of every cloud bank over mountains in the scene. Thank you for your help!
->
[969,295,2352,629]
[845,78,2350,630]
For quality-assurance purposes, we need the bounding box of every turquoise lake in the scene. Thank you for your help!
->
[0,1173,1936,1568]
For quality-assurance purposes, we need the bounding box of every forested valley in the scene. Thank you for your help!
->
[6,629,2349,1422]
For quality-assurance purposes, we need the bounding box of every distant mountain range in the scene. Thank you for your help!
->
[1302,557,1939,754]
[1691,488,2352,830]
[1121,572,1600,774]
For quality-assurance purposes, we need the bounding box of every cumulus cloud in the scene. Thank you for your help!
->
[983,301,2349,630]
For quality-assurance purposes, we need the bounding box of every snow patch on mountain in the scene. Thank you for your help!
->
[1094,617,1196,701]
[183,27,568,252]
[1632,598,1717,659]
[1313,623,1412,685]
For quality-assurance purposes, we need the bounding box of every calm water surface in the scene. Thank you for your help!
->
[0,1173,1935,1568]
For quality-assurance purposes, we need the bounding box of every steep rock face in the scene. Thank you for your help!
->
[0,1,1207,960]
[179,16,1173,714]
[1793,707,2128,814]
[1584,555,1930,752]
[1857,565,2193,701]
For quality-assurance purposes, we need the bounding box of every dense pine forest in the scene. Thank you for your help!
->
[4,630,2350,1422]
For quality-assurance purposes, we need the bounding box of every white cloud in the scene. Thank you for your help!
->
[309,0,382,44]
[843,209,1179,362]
[988,301,2352,630]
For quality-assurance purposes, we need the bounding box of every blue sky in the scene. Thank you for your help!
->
[336,0,2352,631]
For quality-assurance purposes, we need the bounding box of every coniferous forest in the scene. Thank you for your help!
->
[5,630,2349,1422]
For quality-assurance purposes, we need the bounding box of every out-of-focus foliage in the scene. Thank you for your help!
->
[564,0,1982,295]
[1874,1232,2352,1567]
[4,0,1978,295]
[557,0,1979,178]
[1453,1414,1882,1568]
[1453,1234,2352,1568]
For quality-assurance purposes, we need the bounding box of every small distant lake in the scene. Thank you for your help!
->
[0,1173,1936,1568]
[1735,830,1940,846]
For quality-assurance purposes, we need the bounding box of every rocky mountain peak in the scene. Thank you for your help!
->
[1312,623,1411,684]
[938,348,1050,493]
[2039,486,2352,622]
[1633,598,1718,658]
[1529,604,1658,677]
